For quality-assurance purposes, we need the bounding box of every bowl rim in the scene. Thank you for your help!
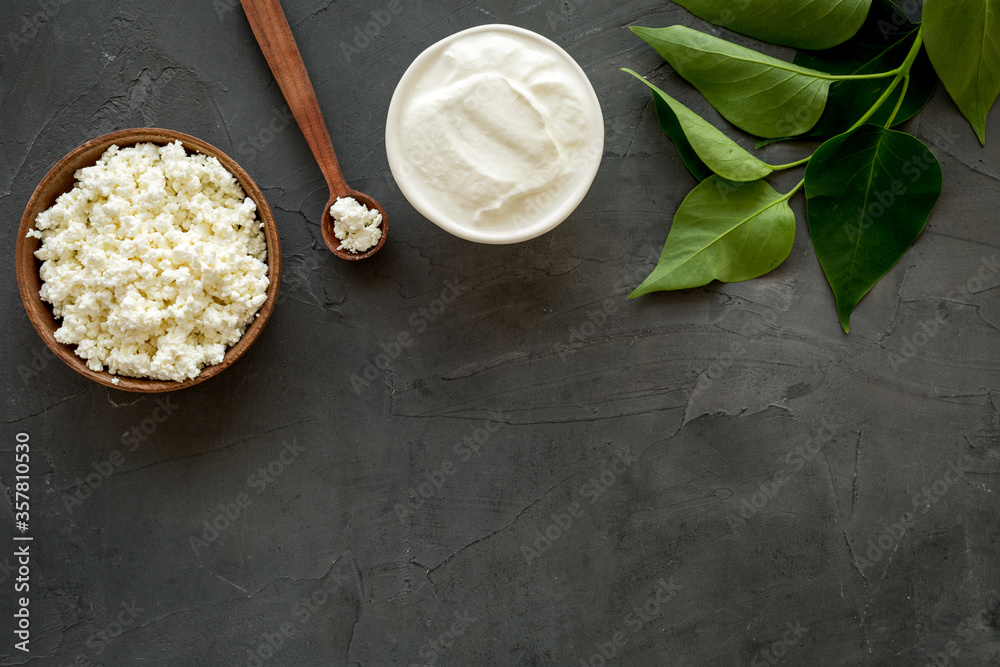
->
[15,127,282,393]
[384,23,605,245]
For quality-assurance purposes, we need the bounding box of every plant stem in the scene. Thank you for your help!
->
[847,29,923,132]
[761,29,924,173]
[780,179,805,200]
[897,28,924,76]
[767,156,812,171]
[808,31,922,82]
[817,71,899,81]
[884,75,910,128]
[848,78,904,131]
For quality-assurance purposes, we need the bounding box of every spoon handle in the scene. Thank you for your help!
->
[240,0,348,195]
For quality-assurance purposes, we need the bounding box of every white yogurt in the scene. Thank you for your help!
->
[386,25,604,243]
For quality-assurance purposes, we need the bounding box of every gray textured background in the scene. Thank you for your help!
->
[2,0,999,665]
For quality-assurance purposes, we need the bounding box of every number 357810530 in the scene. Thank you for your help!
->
[15,433,29,525]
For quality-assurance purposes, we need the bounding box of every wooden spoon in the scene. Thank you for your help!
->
[240,0,387,260]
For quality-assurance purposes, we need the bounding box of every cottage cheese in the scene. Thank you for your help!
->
[331,197,382,253]
[29,141,270,382]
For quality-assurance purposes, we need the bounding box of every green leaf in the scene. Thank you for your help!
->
[630,26,833,138]
[649,86,713,182]
[630,176,796,296]
[622,69,773,182]
[804,125,942,332]
[756,0,938,148]
[796,1,936,134]
[923,0,1000,144]
[673,0,871,50]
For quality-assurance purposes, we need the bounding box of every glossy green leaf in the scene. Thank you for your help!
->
[622,69,773,182]
[757,0,937,147]
[630,176,796,296]
[630,26,833,138]
[923,0,1000,144]
[805,125,942,332]
[648,84,713,182]
[673,0,871,50]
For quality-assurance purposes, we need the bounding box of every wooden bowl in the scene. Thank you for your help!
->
[16,128,282,393]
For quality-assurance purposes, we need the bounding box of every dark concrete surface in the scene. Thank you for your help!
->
[1,1,999,665]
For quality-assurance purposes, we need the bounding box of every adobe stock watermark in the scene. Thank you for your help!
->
[856,457,967,574]
[889,254,1000,370]
[875,0,921,39]
[0,556,14,586]
[578,577,681,666]
[340,0,408,64]
[62,397,180,514]
[413,610,479,666]
[240,558,356,666]
[711,0,757,27]
[239,622,297,667]
[521,446,640,565]
[849,122,955,276]
[841,149,940,244]
[69,599,145,666]
[503,137,605,230]
[189,439,306,555]
[544,0,586,31]
[213,0,239,20]
[277,250,322,308]
[554,244,659,361]
[725,417,838,534]
[391,75,604,221]
[291,559,354,626]
[922,589,1000,667]
[394,412,507,523]
[647,27,820,140]
[17,346,57,384]
[751,620,809,666]
[349,278,470,395]
[691,309,779,402]
[237,106,294,163]
[392,76,511,178]
[7,0,71,54]
[854,510,915,575]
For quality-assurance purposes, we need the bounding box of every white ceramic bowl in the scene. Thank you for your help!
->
[385,24,604,244]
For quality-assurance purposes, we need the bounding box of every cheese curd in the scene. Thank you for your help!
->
[330,196,382,253]
[29,141,269,382]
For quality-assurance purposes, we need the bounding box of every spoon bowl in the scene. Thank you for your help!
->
[241,0,387,259]
[322,190,388,261]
